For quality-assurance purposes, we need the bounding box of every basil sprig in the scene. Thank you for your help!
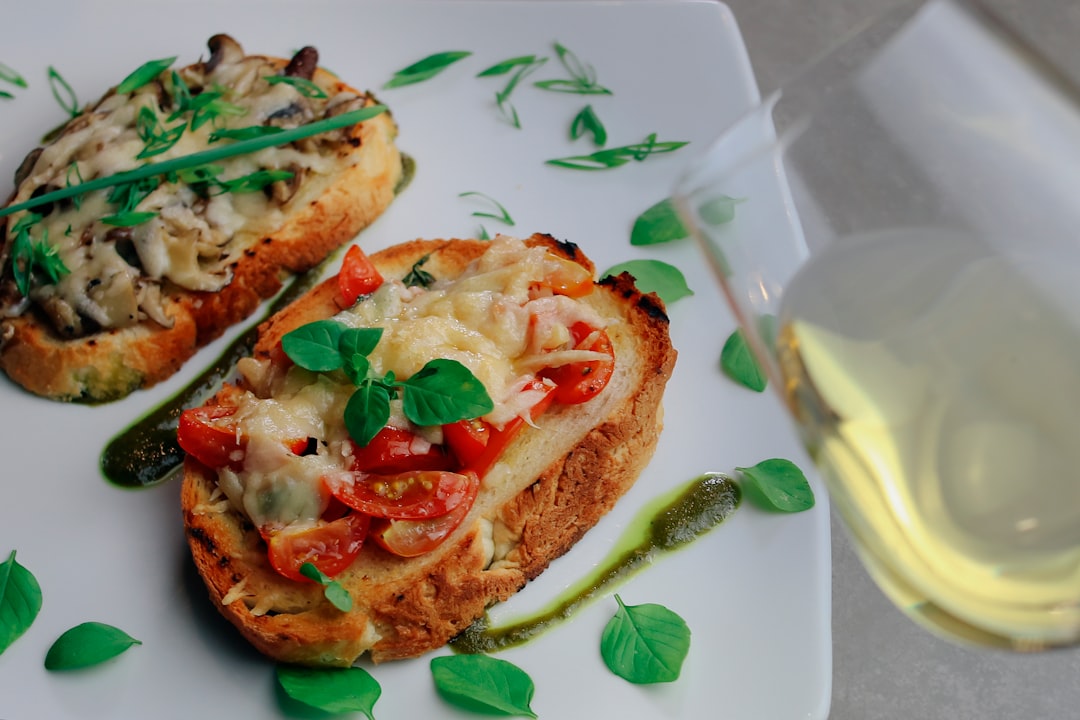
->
[600,595,691,684]
[601,259,693,306]
[721,328,767,392]
[534,41,612,95]
[44,621,141,670]
[281,319,493,447]
[402,254,434,288]
[383,50,472,89]
[298,562,352,612]
[430,654,538,718]
[0,550,42,657]
[547,133,688,170]
[736,458,815,512]
[277,665,381,718]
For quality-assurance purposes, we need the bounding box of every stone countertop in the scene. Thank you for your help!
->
[718,0,1080,717]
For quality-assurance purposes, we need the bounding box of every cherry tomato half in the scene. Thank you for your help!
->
[540,322,615,405]
[329,469,477,520]
[537,255,594,298]
[266,513,370,582]
[348,427,450,474]
[371,471,480,557]
[178,405,309,470]
[338,245,384,306]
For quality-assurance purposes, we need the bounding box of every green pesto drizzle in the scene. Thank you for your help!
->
[450,472,741,654]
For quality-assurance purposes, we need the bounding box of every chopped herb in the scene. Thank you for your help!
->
[277,666,381,718]
[0,550,42,657]
[65,162,86,210]
[135,106,186,159]
[601,259,693,306]
[10,218,69,296]
[208,125,285,143]
[0,106,388,220]
[534,41,612,95]
[217,169,295,194]
[116,56,176,95]
[0,61,28,89]
[383,50,472,89]
[265,75,328,99]
[600,595,691,684]
[101,211,158,227]
[47,66,80,119]
[720,328,767,392]
[479,55,547,128]
[44,622,141,671]
[477,55,542,77]
[403,254,435,288]
[736,458,815,512]
[630,197,688,246]
[546,134,688,170]
[298,562,353,611]
[430,654,538,718]
[0,89,12,100]
[569,104,606,146]
[459,191,514,226]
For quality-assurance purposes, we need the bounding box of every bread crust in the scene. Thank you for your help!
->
[181,233,676,665]
[0,39,402,402]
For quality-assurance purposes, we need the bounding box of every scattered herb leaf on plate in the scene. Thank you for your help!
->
[721,328,767,392]
[459,191,515,226]
[47,65,80,119]
[534,41,612,95]
[630,197,689,246]
[601,259,693,306]
[698,193,743,226]
[277,665,382,718]
[384,50,472,89]
[44,622,141,670]
[546,133,688,170]
[0,61,28,89]
[569,104,607,146]
[431,654,539,718]
[736,458,815,512]
[600,594,691,684]
[0,550,42,656]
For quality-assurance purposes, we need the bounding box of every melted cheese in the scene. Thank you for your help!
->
[4,43,369,338]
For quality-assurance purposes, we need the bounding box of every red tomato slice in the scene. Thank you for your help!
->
[178,405,310,470]
[540,322,615,405]
[266,513,370,582]
[329,469,476,520]
[371,471,480,557]
[348,427,449,474]
[338,245,384,306]
[535,255,594,298]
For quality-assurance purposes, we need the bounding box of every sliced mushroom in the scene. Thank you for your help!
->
[13,148,42,187]
[284,46,319,80]
[205,34,244,74]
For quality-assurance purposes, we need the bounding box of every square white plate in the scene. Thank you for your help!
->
[0,2,831,718]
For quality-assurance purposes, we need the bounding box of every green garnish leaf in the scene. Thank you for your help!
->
[0,550,43,657]
[0,89,12,100]
[298,562,353,612]
[459,191,514,226]
[0,106,388,220]
[135,106,186,159]
[44,622,141,670]
[600,595,690,684]
[546,134,688,171]
[116,56,175,95]
[100,211,158,227]
[488,56,547,128]
[0,61,28,89]
[339,327,384,363]
[402,254,435,288]
[570,104,606,146]
[10,220,70,296]
[282,320,346,372]
[401,359,494,426]
[277,665,381,718]
[534,41,612,96]
[601,259,693,306]
[265,75,328,99]
[208,125,285,143]
[345,383,392,448]
[47,66,79,119]
[736,458,815,512]
[699,194,743,226]
[383,50,472,89]
[430,654,538,718]
[720,328,767,392]
[630,197,688,246]
[477,55,543,77]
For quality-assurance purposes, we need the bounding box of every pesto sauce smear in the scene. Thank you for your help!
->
[450,472,741,654]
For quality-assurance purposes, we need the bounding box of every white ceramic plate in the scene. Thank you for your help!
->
[0,2,831,718]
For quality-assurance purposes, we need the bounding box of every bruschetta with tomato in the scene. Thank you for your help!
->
[180,233,676,665]
[0,34,402,402]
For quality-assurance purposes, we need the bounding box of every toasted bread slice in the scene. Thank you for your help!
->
[0,34,402,402]
[181,233,676,665]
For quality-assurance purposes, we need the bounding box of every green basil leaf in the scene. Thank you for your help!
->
[282,320,346,372]
[383,51,472,89]
[402,254,435,288]
[345,383,392,447]
[630,197,688,246]
[116,56,176,95]
[477,55,540,77]
[265,75,328,99]
[736,458,815,512]
[44,622,141,670]
[601,259,693,306]
[600,595,690,684]
[569,104,607,146]
[343,353,371,387]
[401,359,494,426]
[430,654,538,718]
[277,665,381,718]
[699,194,743,226]
[720,328,767,392]
[0,550,43,656]
[298,563,353,612]
[339,326,383,359]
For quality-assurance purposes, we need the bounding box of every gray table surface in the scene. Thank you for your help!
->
[716,0,1080,717]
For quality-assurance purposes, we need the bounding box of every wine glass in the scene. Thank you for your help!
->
[674,0,1080,650]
